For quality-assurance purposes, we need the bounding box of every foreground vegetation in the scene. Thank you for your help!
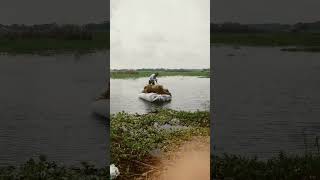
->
[0,155,109,179]
[2,150,320,179]
[111,69,210,79]
[111,109,210,179]
[211,33,320,51]
[213,152,320,179]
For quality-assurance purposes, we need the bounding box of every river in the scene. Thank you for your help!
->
[111,76,210,114]
[0,51,108,167]
[212,46,320,158]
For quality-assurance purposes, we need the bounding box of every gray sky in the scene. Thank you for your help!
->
[212,0,320,24]
[111,0,210,69]
[0,0,109,25]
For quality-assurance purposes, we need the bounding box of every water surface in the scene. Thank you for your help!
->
[0,52,108,166]
[111,76,210,114]
[213,46,320,158]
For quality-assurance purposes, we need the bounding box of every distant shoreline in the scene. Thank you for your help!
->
[2,32,320,54]
[0,34,109,54]
[110,69,210,79]
[211,32,320,52]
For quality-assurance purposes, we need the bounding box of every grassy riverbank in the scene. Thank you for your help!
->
[2,151,320,179]
[0,32,109,54]
[0,155,109,179]
[211,33,320,52]
[111,109,210,179]
[213,152,320,179]
[111,69,210,79]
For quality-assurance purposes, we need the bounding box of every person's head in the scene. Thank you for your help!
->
[155,72,159,76]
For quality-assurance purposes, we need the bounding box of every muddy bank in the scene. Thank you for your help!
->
[146,137,210,180]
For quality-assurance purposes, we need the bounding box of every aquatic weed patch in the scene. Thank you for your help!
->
[111,109,210,179]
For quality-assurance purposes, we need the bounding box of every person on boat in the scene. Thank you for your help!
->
[148,72,158,85]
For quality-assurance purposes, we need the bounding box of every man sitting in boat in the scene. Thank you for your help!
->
[148,72,159,85]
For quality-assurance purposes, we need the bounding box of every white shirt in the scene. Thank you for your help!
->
[149,74,158,82]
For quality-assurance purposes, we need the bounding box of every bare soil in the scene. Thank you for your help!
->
[136,136,210,180]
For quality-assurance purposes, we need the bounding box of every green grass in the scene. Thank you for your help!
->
[111,109,210,179]
[0,155,109,179]
[213,135,320,179]
[213,152,320,180]
[211,33,320,50]
[111,69,210,79]
[0,32,109,54]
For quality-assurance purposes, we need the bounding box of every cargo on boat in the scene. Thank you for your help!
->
[139,84,172,102]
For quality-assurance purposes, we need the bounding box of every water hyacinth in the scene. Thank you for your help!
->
[111,109,210,179]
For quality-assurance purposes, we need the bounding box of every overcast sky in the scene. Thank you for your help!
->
[213,0,320,24]
[110,0,210,69]
[0,0,109,25]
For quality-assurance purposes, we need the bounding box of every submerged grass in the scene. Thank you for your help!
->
[111,69,210,79]
[111,109,210,179]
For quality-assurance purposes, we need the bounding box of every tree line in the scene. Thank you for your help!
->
[0,21,109,40]
[211,21,320,33]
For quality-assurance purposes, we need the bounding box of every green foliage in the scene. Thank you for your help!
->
[213,152,320,180]
[111,109,210,179]
[0,155,109,179]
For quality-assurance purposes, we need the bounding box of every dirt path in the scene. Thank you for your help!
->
[139,136,210,180]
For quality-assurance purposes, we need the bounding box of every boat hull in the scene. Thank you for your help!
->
[138,93,172,102]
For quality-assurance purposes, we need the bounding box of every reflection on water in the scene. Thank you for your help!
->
[0,52,108,167]
[111,76,210,114]
[213,46,320,158]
